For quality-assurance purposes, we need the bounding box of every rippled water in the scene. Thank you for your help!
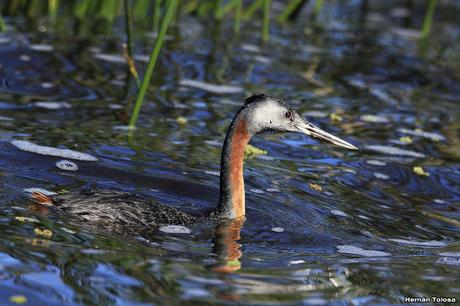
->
[1,2,460,305]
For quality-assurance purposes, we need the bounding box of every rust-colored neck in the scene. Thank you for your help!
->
[216,115,251,219]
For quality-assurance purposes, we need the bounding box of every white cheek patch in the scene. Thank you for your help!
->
[249,101,285,133]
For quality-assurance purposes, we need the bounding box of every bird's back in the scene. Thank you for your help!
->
[47,189,199,236]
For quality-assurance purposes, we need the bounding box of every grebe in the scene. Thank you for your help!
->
[31,94,357,235]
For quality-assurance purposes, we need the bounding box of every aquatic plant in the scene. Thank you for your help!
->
[421,0,437,39]
[128,0,179,130]
[0,12,5,32]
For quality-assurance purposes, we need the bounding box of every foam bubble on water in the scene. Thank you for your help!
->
[159,225,191,234]
[436,257,460,267]
[397,128,446,142]
[204,140,221,147]
[369,88,399,105]
[250,188,265,194]
[366,160,387,166]
[204,170,220,176]
[23,188,57,196]
[391,27,422,39]
[11,140,98,161]
[35,102,71,110]
[254,55,271,64]
[271,227,285,233]
[40,82,55,89]
[179,79,243,94]
[0,115,13,121]
[365,145,426,158]
[337,245,391,257]
[266,187,280,193]
[0,37,11,44]
[388,239,447,247]
[289,260,305,265]
[331,209,348,217]
[29,44,54,52]
[56,160,78,172]
[303,111,329,118]
[241,44,260,53]
[433,199,445,204]
[360,114,389,123]
[133,55,150,63]
[108,104,123,110]
[374,172,389,180]
[439,252,460,257]
[20,55,31,61]
[93,53,126,64]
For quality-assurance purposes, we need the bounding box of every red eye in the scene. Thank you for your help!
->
[285,111,292,118]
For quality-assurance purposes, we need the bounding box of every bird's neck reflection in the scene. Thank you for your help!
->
[210,217,245,273]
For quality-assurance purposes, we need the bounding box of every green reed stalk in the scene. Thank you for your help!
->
[421,0,436,39]
[74,0,91,19]
[262,0,271,42]
[233,0,242,34]
[312,0,324,18]
[129,0,179,130]
[214,0,222,19]
[243,0,263,20]
[152,0,161,32]
[48,0,59,20]
[277,0,304,23]
[0,14,5,32]
[215,0,235,20]
[133,0,149,19]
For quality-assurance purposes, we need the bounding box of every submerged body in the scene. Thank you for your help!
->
[31,94,357,234]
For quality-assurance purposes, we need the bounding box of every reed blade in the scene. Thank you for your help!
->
[128,0,179,130]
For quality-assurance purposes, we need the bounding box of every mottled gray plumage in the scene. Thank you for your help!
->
[52,189,199,236]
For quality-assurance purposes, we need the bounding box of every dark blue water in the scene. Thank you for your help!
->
[0,1,460,305]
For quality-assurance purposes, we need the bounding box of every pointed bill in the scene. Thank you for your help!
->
[295,120,358,150]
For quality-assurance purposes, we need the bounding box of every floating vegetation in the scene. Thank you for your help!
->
[413,166,429,177]
[176,117,188,126]
[15,216,39,223]
[399,136,413,144]
[337,245,391,257]
[244,144,267,159]
[11,140,98,161]
[9,295,27,304]
[56,160,79,172]
[329,112,343,123]
[34,228,53,239]
[364,145,426,158]
[179,79,243,94]
[159,225,191,234]
[309,183,322,192]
